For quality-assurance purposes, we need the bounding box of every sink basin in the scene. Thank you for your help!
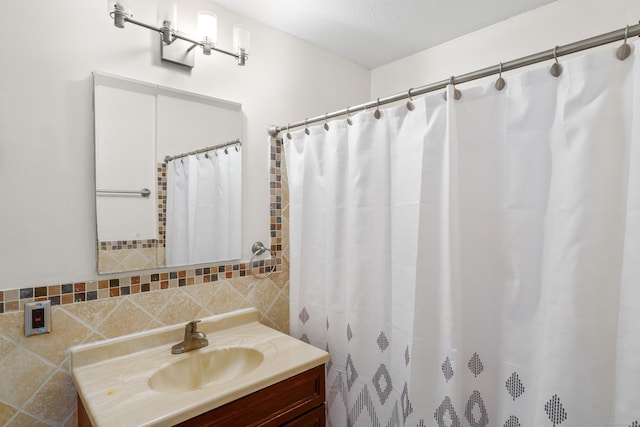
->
[70,308,330,426]
[149,346,264,392]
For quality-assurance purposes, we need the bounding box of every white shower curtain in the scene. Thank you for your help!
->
[166,148,241,266]
[285,41,640,427]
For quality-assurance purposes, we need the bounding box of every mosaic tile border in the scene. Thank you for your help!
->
[157,163,167,248]
[99,239,158,251]
[0,137,283,314]
[270,138,284,253]
[0,261,277,314]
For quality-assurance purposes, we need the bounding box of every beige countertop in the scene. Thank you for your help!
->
[69,308,329,427]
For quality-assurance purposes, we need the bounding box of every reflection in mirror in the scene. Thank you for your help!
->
[165,141,242,267]
[94,71,242,274]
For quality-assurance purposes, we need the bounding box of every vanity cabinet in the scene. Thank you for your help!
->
[77,364,325,426]
[72,310,330,426]
[177,364,325,427]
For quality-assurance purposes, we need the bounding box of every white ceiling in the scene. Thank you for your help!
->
[211,0,556,69]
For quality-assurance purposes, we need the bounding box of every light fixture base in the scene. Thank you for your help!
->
[160,35,195,68]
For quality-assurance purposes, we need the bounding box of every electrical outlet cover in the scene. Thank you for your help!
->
[25,300,51,336]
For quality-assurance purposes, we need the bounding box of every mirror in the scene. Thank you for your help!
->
[94,71,242,274]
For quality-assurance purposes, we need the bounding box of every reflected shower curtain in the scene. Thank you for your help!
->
[166,149,241,266]
[285,41,640,426]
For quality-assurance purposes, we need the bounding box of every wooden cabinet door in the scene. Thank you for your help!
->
[177,365,326,427]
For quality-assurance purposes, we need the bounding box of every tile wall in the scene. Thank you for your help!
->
[0,138,289,426]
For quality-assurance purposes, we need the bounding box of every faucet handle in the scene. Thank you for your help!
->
[185,319,201,335]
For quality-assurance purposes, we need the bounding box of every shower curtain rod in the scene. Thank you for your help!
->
[164,138,241,163]
[267,22,640,136]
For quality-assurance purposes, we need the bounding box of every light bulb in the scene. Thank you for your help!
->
[233,26,250,65]
[157,0,177,29]
[233,26,250,55]
[197,11,218,45]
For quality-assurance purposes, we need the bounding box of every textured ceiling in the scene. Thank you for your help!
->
[211,0,556,69]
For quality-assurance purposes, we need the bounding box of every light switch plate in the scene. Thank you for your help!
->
[25,300,51,336]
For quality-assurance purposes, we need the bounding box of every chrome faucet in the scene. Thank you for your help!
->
[171,320,209,354]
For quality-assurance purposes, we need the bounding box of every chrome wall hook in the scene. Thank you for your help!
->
[550,46,563,77]
[617,25,633,60]
[495,62,506,91]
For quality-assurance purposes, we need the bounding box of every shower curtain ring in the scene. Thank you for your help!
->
[617,25,633,60]
[374,98,381,119]
[345,106,353,126]
[286,123,292,140]
[406,88,415,111]
[550,45,563,77]
[324,113,330,131]
[304,118,310,135]
[625,24,629,42]
[495,62,506,91]
[444,76,462,100]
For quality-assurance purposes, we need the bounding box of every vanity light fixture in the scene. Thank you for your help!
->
[108,0,250,68]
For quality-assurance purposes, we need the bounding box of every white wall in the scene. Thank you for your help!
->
[372,0,640,98]
[0,0,370,290]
